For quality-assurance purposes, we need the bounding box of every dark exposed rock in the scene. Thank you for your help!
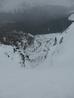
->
[0,31,34,47]
[59,37,63,44]
[0,31,35,67]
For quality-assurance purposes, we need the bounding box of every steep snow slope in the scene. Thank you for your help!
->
[0,23,74,98]
[53,22,74,67]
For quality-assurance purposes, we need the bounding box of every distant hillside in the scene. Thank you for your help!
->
[0,5,73,34]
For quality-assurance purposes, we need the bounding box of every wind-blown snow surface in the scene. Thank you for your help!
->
[0,23,74,98]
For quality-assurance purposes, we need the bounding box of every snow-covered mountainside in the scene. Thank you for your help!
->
[0,30,65,68]
[0,22,74,97]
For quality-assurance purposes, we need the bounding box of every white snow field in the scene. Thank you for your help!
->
[0,22,74,98]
